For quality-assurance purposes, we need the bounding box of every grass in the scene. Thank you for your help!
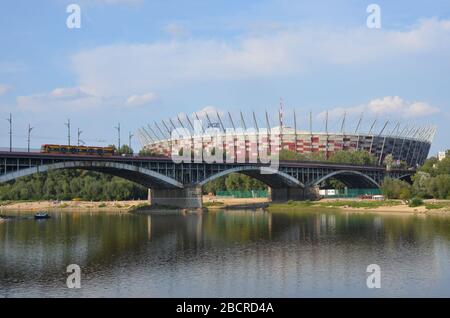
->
[268,199,400,211]
[0,201,14,207]
[203,201,226,208]
[425,203,445,210]
[128,203,150,212]
[267,200,315,211]
[128,203,180,212]
[316,200,398,209]
[0,200,33,206]
[425,202,450,210]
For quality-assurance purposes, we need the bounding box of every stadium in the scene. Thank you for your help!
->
[137,108,436,168]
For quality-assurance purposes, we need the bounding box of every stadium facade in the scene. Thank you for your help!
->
[138,110,435,168]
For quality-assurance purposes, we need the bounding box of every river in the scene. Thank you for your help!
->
[1,209,449,297]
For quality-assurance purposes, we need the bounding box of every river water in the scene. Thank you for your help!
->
[1,209,449,297]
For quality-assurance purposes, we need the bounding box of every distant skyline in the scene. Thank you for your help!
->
[1,0,449,154]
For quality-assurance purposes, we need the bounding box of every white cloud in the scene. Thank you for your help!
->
[172,106,225,126]
[70,18,450,97]
[0,84,12,96]
[192,106,224,119]
[16,87,106,112]
[408,101,440,117]
[125,92,158,107]
[367,96,439,117]
[164,23,189,38]
[49,87,91,100]
[317,96,439,120]
[367,96,404,114]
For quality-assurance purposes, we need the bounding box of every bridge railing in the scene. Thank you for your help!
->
[0,147,143,157]
[0,147,41,153]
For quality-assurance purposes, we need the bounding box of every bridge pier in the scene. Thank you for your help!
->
[148,185,203,209]
[269,186,319,202]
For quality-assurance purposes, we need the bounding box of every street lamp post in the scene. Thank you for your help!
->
[65,119,71,146]
[129,131,133,154]
[77,128,83,146]
[115,123,121,154]
[27,124,34,152]
[6,113,12,152]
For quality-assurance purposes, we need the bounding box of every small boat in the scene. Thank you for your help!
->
[34,211,50,219]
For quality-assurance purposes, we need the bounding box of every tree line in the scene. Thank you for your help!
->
[0,170,148,201]
[279,149,380,166]
[381,155,450,200]
[1,147,447,201]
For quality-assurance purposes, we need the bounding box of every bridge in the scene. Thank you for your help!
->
[0,151,413,209]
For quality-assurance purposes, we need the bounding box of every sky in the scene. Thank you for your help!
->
[0,0,449,154]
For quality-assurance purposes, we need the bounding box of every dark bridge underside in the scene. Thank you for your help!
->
[240,171,300,188]
[240,171,379,188]
[78,167,179,189]
[319,172,380,188]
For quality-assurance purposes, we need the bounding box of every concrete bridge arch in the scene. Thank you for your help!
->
[311,170,381,189]
[199,166,305,189]
[0,161,183,189]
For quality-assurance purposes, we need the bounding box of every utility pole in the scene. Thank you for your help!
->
[309,111,313,153]
[27,124,34,152]
[325,110,329,159]
[6,113,12,152]
[128,131,134,153]
[115,123,121,153]
[65,119,71,146]
[77,128,83,146]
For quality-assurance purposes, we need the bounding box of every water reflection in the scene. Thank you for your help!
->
[0,209,449,297]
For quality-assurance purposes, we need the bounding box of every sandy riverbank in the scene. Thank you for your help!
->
[268,198,450,214]
[1,197,449,215]
[0,200,147,212]
[203,195,269,210]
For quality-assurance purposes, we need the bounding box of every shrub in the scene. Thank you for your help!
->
[409,198,424,207]
[425,203,445,210]
[381,178,411,199]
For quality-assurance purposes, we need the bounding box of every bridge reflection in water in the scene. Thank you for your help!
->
[1,209,449,297]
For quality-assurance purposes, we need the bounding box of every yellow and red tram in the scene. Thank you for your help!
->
[40,144,115,156]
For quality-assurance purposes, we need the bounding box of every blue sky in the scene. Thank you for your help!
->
[0,0,449,153]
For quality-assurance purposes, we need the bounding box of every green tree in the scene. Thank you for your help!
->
[399,187,412,202]
[418,157,438,176]
[381,178,411,199]
[412,171,431,198]
[0,170,148,201]
[383,154,394,171]
[329,150,377,166]
[436,157,450,175]
[119,144,133,155]
[426,174,450,199]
